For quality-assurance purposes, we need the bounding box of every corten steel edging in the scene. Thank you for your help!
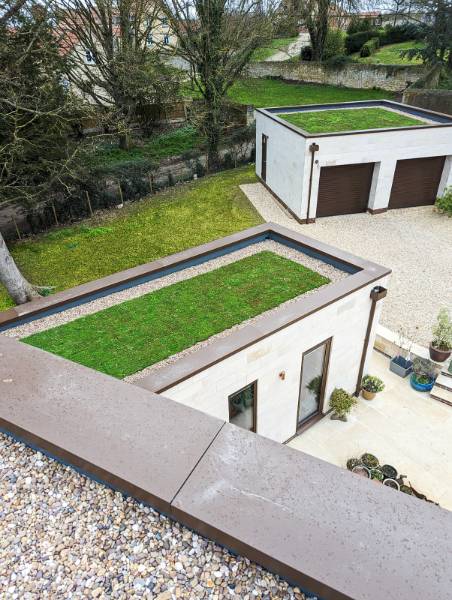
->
[0,222,376,331]
[0,224,273,330]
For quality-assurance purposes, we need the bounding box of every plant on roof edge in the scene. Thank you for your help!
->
[429,307,452,362]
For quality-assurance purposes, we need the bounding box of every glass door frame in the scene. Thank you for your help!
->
[296,337,332,433]
[228,380,258,433]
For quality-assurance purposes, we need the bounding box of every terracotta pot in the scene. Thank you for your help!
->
[362,389,376,401]
[429,343,451,363]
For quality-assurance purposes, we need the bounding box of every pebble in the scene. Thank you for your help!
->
[0,433,309,599]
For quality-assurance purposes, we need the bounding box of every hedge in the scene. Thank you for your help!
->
[360,37,380,58]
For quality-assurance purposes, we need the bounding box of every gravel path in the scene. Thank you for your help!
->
[241,183,452,347]
[0,433,310,600]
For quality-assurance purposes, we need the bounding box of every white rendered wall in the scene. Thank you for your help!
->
[163,275,389,444]
[255,112,306,216]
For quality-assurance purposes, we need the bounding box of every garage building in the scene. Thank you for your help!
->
[255,100,452,222]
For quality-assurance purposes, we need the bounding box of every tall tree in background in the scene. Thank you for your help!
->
[0,0,86,304]
[162,0,274,170]
[58,0,180,149]
[403,0,452,67]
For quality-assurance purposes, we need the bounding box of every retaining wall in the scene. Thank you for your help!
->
[245,61,426,92]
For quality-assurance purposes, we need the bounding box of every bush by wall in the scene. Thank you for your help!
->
[360,37,380,58]
[323,29,346,61]
[436,186,452,216]
[300,45,313,61]
[345,30,376,54]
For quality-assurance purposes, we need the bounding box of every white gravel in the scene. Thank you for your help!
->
[0,432,311,599]
[241,183,452,347]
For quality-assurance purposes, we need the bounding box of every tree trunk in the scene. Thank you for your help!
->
[119,131,131,150]
[0,232,38,305]
[203,95,222,172]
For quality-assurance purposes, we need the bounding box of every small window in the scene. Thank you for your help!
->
[161,17,168,25]
[163,34,169,45]
[85,50,94,64]
[146,34,153,46]
[228,382,257,432]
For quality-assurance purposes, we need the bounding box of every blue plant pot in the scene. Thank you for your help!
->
[410,373,434,392]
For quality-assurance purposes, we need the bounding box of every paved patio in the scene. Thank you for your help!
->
[288,350,452,510]
[241,183,452,347]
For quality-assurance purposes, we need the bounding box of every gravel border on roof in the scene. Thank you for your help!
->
[0,432,310,600]
[3,240,346,344]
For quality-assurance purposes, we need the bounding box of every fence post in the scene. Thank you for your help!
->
[12,217,21,240]
[85,190,94,217]
[148,174,153,195]
[51,202,59,226]
[117,182,124,205]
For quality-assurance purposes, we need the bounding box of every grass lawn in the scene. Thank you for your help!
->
[226,78,394,107]
[251,37,298,62]
[88,126,202,168]
[352,41,424,65]
[279,107,423,133]
[0,166,261,311]
[23,251,329,378]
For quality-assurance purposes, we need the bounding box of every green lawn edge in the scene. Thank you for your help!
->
[23,251,330,379]
[0,166,261,311]
[279,107,423,133]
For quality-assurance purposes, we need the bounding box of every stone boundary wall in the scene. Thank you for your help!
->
[402,89,452,116]
[245,61,427,92]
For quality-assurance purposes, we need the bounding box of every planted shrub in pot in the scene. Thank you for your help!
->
[410,357,436,392]
[361,375,385,400]
[329,388,357,422]
[429,308,452,363]
[390,327,413,378]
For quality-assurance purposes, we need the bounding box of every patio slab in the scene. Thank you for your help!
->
[288,350,452,510]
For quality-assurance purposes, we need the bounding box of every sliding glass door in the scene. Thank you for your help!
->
[297,339,331,429]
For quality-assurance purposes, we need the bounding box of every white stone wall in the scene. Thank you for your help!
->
[255,113,306,216]
[163,276,389,444]
[257,111,452,220]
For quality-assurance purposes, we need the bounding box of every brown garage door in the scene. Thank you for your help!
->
[316,163,374,218]
[389,156,446,209]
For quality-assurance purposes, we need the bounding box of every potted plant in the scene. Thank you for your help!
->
[361,453,379,469]
[410,357,437,392]
[390,327,413,378]
[429,308,452,363]
[361,375,385,400]
[329,388,357,422]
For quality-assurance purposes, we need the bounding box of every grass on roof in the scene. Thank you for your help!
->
[352,41,424,65]
[23,251,330,379]
[0,166,261,312]
[279,107,424,133]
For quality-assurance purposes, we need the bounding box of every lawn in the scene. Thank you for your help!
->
[226,78,394,107]
[23,251,329,378]
[0,166,261,311]
[251,37,298,62]
[279,107,423,133]
[352,41,424,65]
[88,125,202,168]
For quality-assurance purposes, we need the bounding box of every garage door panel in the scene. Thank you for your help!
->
[317,163,374,218]
[389,156,446,209]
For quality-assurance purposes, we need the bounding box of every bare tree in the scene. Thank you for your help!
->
[162,0,274,170]
[58,0,180,149]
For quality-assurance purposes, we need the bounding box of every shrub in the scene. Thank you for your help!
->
[362,375,385,393]
[345,30,376,54]
[432,308,452,351]
[323,28,346,60]
[324,54,352,69]
[360,37,380,58]
[436,186,452,216]
[347,17,373,35]
[300,45,313,61]
[379,23,423,45]
[330,388,357,418]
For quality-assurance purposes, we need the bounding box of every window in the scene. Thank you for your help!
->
[163,34,170,45]
[161,17,168,25]
[228,382,257,432]
[146,34,153,46]
[85,50,94,64]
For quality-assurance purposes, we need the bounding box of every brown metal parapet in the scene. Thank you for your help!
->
[1,335,451,600]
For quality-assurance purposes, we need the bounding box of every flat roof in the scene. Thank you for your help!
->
[257,99,452,138]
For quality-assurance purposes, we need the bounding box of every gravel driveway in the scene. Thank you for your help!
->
[241,183,452,347]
